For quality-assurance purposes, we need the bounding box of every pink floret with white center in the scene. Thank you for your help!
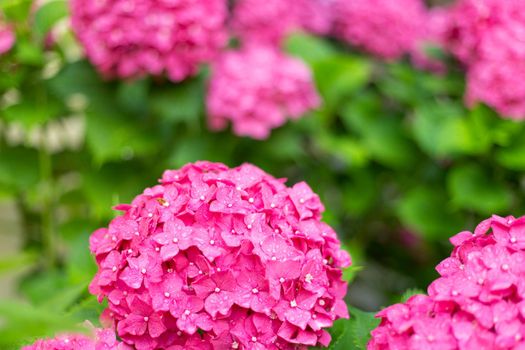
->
[69,0,227,81]
[369,215,525,349]
[21,328,131,350]
[89,161,351,350]
[332,0,427,59]
[206,47,320,140]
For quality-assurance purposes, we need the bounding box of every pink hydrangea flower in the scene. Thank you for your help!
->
[206,47,320,140]
[89,161,350,349]
[466,58,525,120]
[22,328,130,350]
[436,0,525,119]
[69,0,227,81]
[332,0,427,59]
[0,17,14,55]
[231,0,334,46]
[369,215,525,349]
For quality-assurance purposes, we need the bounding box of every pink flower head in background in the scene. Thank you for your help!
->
[89,161,351,349]
[207,47,320,140]
[437,0,525,119]
[332,0,426,59]
[231,0,334,46]
[69,0,227,81]
[22,328,130,350]
[0,16,14,55]
[369,215,525,349]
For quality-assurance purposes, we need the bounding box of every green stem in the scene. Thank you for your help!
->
[39,139,56,268]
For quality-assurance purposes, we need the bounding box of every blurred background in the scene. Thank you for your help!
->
[2,0,525,348]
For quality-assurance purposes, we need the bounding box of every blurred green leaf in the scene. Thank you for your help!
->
[1,0,32,21]
[318,134,370,168]
[447,163,512,214]
[0,299,84,349]
[0,251,37,275]
[33,0,69,39]
[496,126,525,170]
[150,77,204,124]
[397,187,464,240]
[117,78,150,115]
[41,282,88,312]
[285,32,336,64]
[342,100,416,168]
[15,39,44,65]
[83,162,154,219]
[342,169,378,216]
[48,61,111,108]
[86,110,160,164]
[0,147,39,190]
[313,56,371,110]
[413,102,491,158]
[3,98,62,128]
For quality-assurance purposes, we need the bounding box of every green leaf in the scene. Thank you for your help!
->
[285,32,336,64]
[316,132,370,168]
[0,251,38,275]
[14,39,44,65]
[343,265,364,283]
[412,102,491,158]
[397,187,464,240]
[0,299,84,349]
[41,282,89,313]
[447,163,512,214]
[341,100,417,168]
[0,147,39,190]
[348,307,380,350]
[313,56,371,110]
[3,98,62,128]
[47,61,111,109]
[318,307,379,350]
[86,110,160,164]
[150,77,204,124]
[82,162,155,219]
[496,126,525,170]
[33,0,69,39]
[342,170,378,216]
[117,78,150,115]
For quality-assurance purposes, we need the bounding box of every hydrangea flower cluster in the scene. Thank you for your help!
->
[437,0,525,119]
[0,16,14,55]
[207,47,320,140]
[231,0,333,46]
[332,0,426,59]
[69,0,227,81]
[369,215,525,349]
[89,161,351,349]
[22,328,130,350]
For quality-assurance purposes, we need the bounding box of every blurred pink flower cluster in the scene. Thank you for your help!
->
[89,161,351,349]
[435,0,525,119]
[207,47,320,140]
[232,0,333,46]
[332,0,426,59]
[69,0,227,81]
[0,14,14,55]
[22,328,130,350]
[369,215,525,349]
